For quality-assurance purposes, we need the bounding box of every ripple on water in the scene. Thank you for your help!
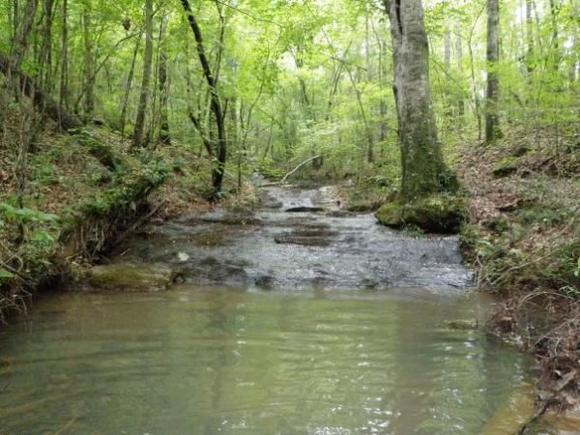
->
[0,289,532,434]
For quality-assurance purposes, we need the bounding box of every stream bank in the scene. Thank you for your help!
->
[0,126,199,320]
[457,127,580,424]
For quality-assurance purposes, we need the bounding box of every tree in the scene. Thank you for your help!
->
[383,0,454,200]
[81,3,95,117]
[59,0,69,111]
[132,0,154,149]
[485,0,501,142]
[180,0,227,198]
[157,15,171,145]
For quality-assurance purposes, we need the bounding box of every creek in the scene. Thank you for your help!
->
[0,186,535,434]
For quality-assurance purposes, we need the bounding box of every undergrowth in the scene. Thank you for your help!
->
[458,123,580,412]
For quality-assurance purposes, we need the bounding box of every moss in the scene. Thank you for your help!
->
[375,202,404,227]
[485,216,510,233]
[493,156,520,177]
[376,195,468,234]
[87,263,176,291]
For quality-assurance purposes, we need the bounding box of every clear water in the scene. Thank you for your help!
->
[0,287,531,434]
[0,186,534,434]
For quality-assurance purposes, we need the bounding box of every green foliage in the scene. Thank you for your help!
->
[0,203,59,225]
[73,129,124,172]
[257,158,284,180]
[0,268,15,280]
[34,162,60,186]
[79,155,169,218]
[556,242,580,287]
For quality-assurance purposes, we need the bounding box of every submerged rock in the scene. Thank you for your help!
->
[274,227,337,247]
[274,235,332,247]
[445,319,478,330]
[87,263,177,291]
[186,256,250,285]
[325,210,354,217]
[255,275,275,290]
[376,195,468,234]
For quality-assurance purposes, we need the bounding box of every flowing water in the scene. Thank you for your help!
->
[0,186,535,434]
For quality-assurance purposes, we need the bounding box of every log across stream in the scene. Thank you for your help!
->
[0,186,544,434]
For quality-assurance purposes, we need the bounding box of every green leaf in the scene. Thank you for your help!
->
[0,268,15,279]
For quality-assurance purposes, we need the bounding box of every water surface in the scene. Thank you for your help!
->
[0,186,533,434]
[0,288,530,434]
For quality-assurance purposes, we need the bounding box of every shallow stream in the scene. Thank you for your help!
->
[0,186,536,434]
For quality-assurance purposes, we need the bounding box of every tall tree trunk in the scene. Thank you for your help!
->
[455,23,465,116]
[371,19,389,147]
[570,0,579,82]
[384,0,452,200]
[39,0,55,91]
[444,29,452,116]
[8,0,39,243]
[158,15,170,145]
[9,0,38,79]
[364,7,374,162]
[526,0,534,74]
[485,0,501,143]
[11,0,19,43]
[132,0,154,149]
[180,0,227,198]
[120,30,142,137]
[59,0,69,111]
[344,64,374,164]
[548,0,560,68]
[444,30,451,68]
[82,4,95,117]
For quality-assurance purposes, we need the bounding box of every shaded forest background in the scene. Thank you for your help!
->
[1,0,577,187]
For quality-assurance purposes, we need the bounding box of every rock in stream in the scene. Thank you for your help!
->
[87,263,178,291]
[109,185,472,293]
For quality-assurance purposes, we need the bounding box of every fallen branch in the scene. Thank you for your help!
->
[109,200,166,250]
[280,155,322,184]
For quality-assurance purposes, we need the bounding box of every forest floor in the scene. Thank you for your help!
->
[457,125,580,419]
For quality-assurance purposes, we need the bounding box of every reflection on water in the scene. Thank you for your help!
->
[0,287,530,434]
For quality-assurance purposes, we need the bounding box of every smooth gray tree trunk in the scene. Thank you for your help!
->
[384,0,452,200]
[133,0,154,149]
[485,0,501,142]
